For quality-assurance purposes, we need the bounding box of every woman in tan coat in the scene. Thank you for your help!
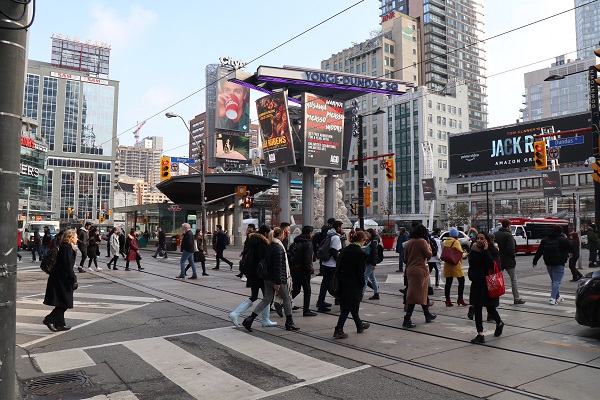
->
[443,228,467,306]
[403,224,436,328]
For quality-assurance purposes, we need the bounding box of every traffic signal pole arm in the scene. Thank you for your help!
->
[348,152,395,163]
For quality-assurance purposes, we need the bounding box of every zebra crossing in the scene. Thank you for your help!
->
[17,292,162,347]
[28,327,369,400]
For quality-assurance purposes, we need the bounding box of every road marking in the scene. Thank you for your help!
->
[72,293,162,303]
[200,327,346,380]
[16,322,49,336]
[80,390,139,400]
[18,299,141,310]
[17,308,108,320]
[123,337,265,399]
[33,349,96,374]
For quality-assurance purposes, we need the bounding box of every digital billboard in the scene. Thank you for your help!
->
[421,178,436,200]
[214,132,250,165]
[449,113,592,176]
[256,92,296,168]
[302,93,345,170]
[216,67,250,133]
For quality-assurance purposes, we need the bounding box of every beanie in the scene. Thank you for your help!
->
[449,228,459,238]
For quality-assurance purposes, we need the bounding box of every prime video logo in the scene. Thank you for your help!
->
[461,153,479,162]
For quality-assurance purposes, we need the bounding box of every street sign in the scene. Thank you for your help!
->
[547,147,560,160]
[549,136,584,147]
[171,162,179,172]
[168,205,181,211]
[171,157,196,164]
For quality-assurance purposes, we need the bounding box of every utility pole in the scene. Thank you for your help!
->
[0,1,30,398]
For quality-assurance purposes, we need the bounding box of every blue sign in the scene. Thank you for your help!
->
[170,157,196,164]
[549,136,584,147]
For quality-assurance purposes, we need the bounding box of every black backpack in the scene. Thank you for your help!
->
[287,241,303,269]
[316,234,334,261]
[542,236,562,265]
[377,243,384,264]
[428,236,439,257]
[40,246,60,274]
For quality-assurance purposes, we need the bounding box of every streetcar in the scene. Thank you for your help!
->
[493,217,569,254]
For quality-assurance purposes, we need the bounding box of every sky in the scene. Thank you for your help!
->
[25,0,579,155]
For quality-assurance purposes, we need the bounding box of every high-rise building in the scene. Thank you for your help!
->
[380,0,487,131]
[24,59,119,222]
[576,0,600,59]
[117,136,164,190]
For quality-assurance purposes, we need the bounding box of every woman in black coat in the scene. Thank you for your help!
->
[467,232,504,344]
[87,227,102,271]
[43,229,78,332]
[333,231,370,339]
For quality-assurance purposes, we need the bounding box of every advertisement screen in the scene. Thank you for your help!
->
[216,67,250,133]
[214,132,250,164]
[421,178,436,200]
[541,171,562,197]
[256,92,296,168]
[302,93,345,170]
[449,113,592,176]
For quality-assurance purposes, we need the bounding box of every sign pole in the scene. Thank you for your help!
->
[588,66,600,224]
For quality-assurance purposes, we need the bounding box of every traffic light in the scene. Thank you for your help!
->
[107,209,112,216]
[67,206,72,214]
[591,158,600,183]
[385,157,395,181]
[533,140,547,169]
[350,203,358,215]
[99,216,105,223]
[364,185,371,207]
[160,156,171,180]
[244,195,252,209]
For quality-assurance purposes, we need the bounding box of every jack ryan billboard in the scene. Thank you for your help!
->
[449,113,593,176]
[302,93,345,170]
[256,92,296,168]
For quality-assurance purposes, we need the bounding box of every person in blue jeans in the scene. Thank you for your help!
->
[363,229,380,300]
[177,223,197,279]
[532,225,574,305]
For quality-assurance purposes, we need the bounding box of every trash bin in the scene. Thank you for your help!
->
[165,235,178,251]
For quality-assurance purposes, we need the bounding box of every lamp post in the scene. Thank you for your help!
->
[165,112,207,253]
[355,106,385,230]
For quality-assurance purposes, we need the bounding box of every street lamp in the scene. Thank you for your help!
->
[165,112,207,253]
[354,105,385,230]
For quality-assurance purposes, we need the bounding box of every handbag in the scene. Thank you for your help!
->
[328,270,341,298]
[256,259,269,279]
[486,261,506,298]
[440,240,463,264]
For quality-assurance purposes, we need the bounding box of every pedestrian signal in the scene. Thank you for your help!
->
[533,140,547,169]
[244,195,252,209]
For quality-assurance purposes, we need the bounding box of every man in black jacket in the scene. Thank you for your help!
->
[76,222,92,273]
[178,223,197,279]
[290,226,318,316]
[533,225,574,305]
[212,224,233,270]
[495,219,526,305]
[152,227,167,259]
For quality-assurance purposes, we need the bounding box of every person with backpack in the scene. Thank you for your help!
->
[212,224,233,270]
[495,219,526,305]
[229,225,274,328]
[533,225,575,305]
[312,218,335,277]
[289,225,318,317]
[428,228,442,289]
[315,220,344,312]
[43,229,78,332]
[364,228,381,300]
[395,227,409,272]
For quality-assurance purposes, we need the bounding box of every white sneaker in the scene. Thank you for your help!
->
[88,267,94,271]
[241,276,247,282]
[555,297,564,303]
[434,285,442,290]
[549,298,557,305]
[95,267,102,271]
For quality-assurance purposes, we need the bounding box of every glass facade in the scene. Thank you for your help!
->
[60,171,76,219]
[77,172,94,219]
[81,83,115,156]
[576,0,600,59]
[24,74,39,134]
[42,76,58,151]
[63,79,79,153]
[549,74,588,117]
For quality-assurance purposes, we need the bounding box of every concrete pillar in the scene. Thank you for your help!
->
[234,195,243,246]
[302,167,315,227]
[324,171,335,221]
[279,169,291,225]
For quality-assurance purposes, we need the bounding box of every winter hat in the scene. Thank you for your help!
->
[449,228,459,238]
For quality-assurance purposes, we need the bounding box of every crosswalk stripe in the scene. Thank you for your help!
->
[17,308,108,320]
[33,349,96,374]
[123,337,265,399]
[199,327,346,381]
[16,323,49,336]
[72,293,162,303]
[80,391,139,400]
[18,299,139,310]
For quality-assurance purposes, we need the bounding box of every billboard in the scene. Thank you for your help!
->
[214,132,250,165]
[51,36,110,75]
[541,171,562,197]
[302,93,345,170]
[421,178,436,200]
[216,67,250,133]
[256,92,296,168]
[449,113,592,176]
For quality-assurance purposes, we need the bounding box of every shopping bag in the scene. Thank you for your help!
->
[486,261,505,298]
[440,244,463,264]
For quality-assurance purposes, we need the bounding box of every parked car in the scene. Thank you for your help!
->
[439,230,470,251]
[575,270,600,328]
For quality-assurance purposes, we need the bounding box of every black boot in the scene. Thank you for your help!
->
[285,315,299,331]
[242,312,257,332]
[333,327,348,339]
[402,316,416,328]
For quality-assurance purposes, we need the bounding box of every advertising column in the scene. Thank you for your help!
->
[256,92,296,168]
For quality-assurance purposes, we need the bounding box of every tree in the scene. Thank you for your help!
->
[447,203,470,227]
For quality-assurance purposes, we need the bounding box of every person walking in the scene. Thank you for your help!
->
[178,223,198,279]
[443,228,468,307]
[125,229,144,271]
[31,227,43,262]
[77,222,92,273]
[290,225,318,317]
[86,227,102,271]
[42,229,78,332]
[41,226,52,256]
[107,227,120,270]
[568,227,583,282]
[185,229,208,276]
[586,224,599,268]
[333,231,371,338]
[533,225,574,305]
[364,228,381,300]
[152,227,168,259]
[467,232,505,344]
[229,225,275,328]
[316,220,344,312]
[395,227,409,272]
[242,227,299,332]
[494,219,526,305]
[428,228,442,289]
[237,224,256,280]
[402,224,436,328]
[212,224,233,270]
[118,228,126,259]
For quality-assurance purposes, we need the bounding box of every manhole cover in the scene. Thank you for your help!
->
[23,371,93,395]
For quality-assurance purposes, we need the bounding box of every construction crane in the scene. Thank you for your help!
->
[133,120,146,146]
